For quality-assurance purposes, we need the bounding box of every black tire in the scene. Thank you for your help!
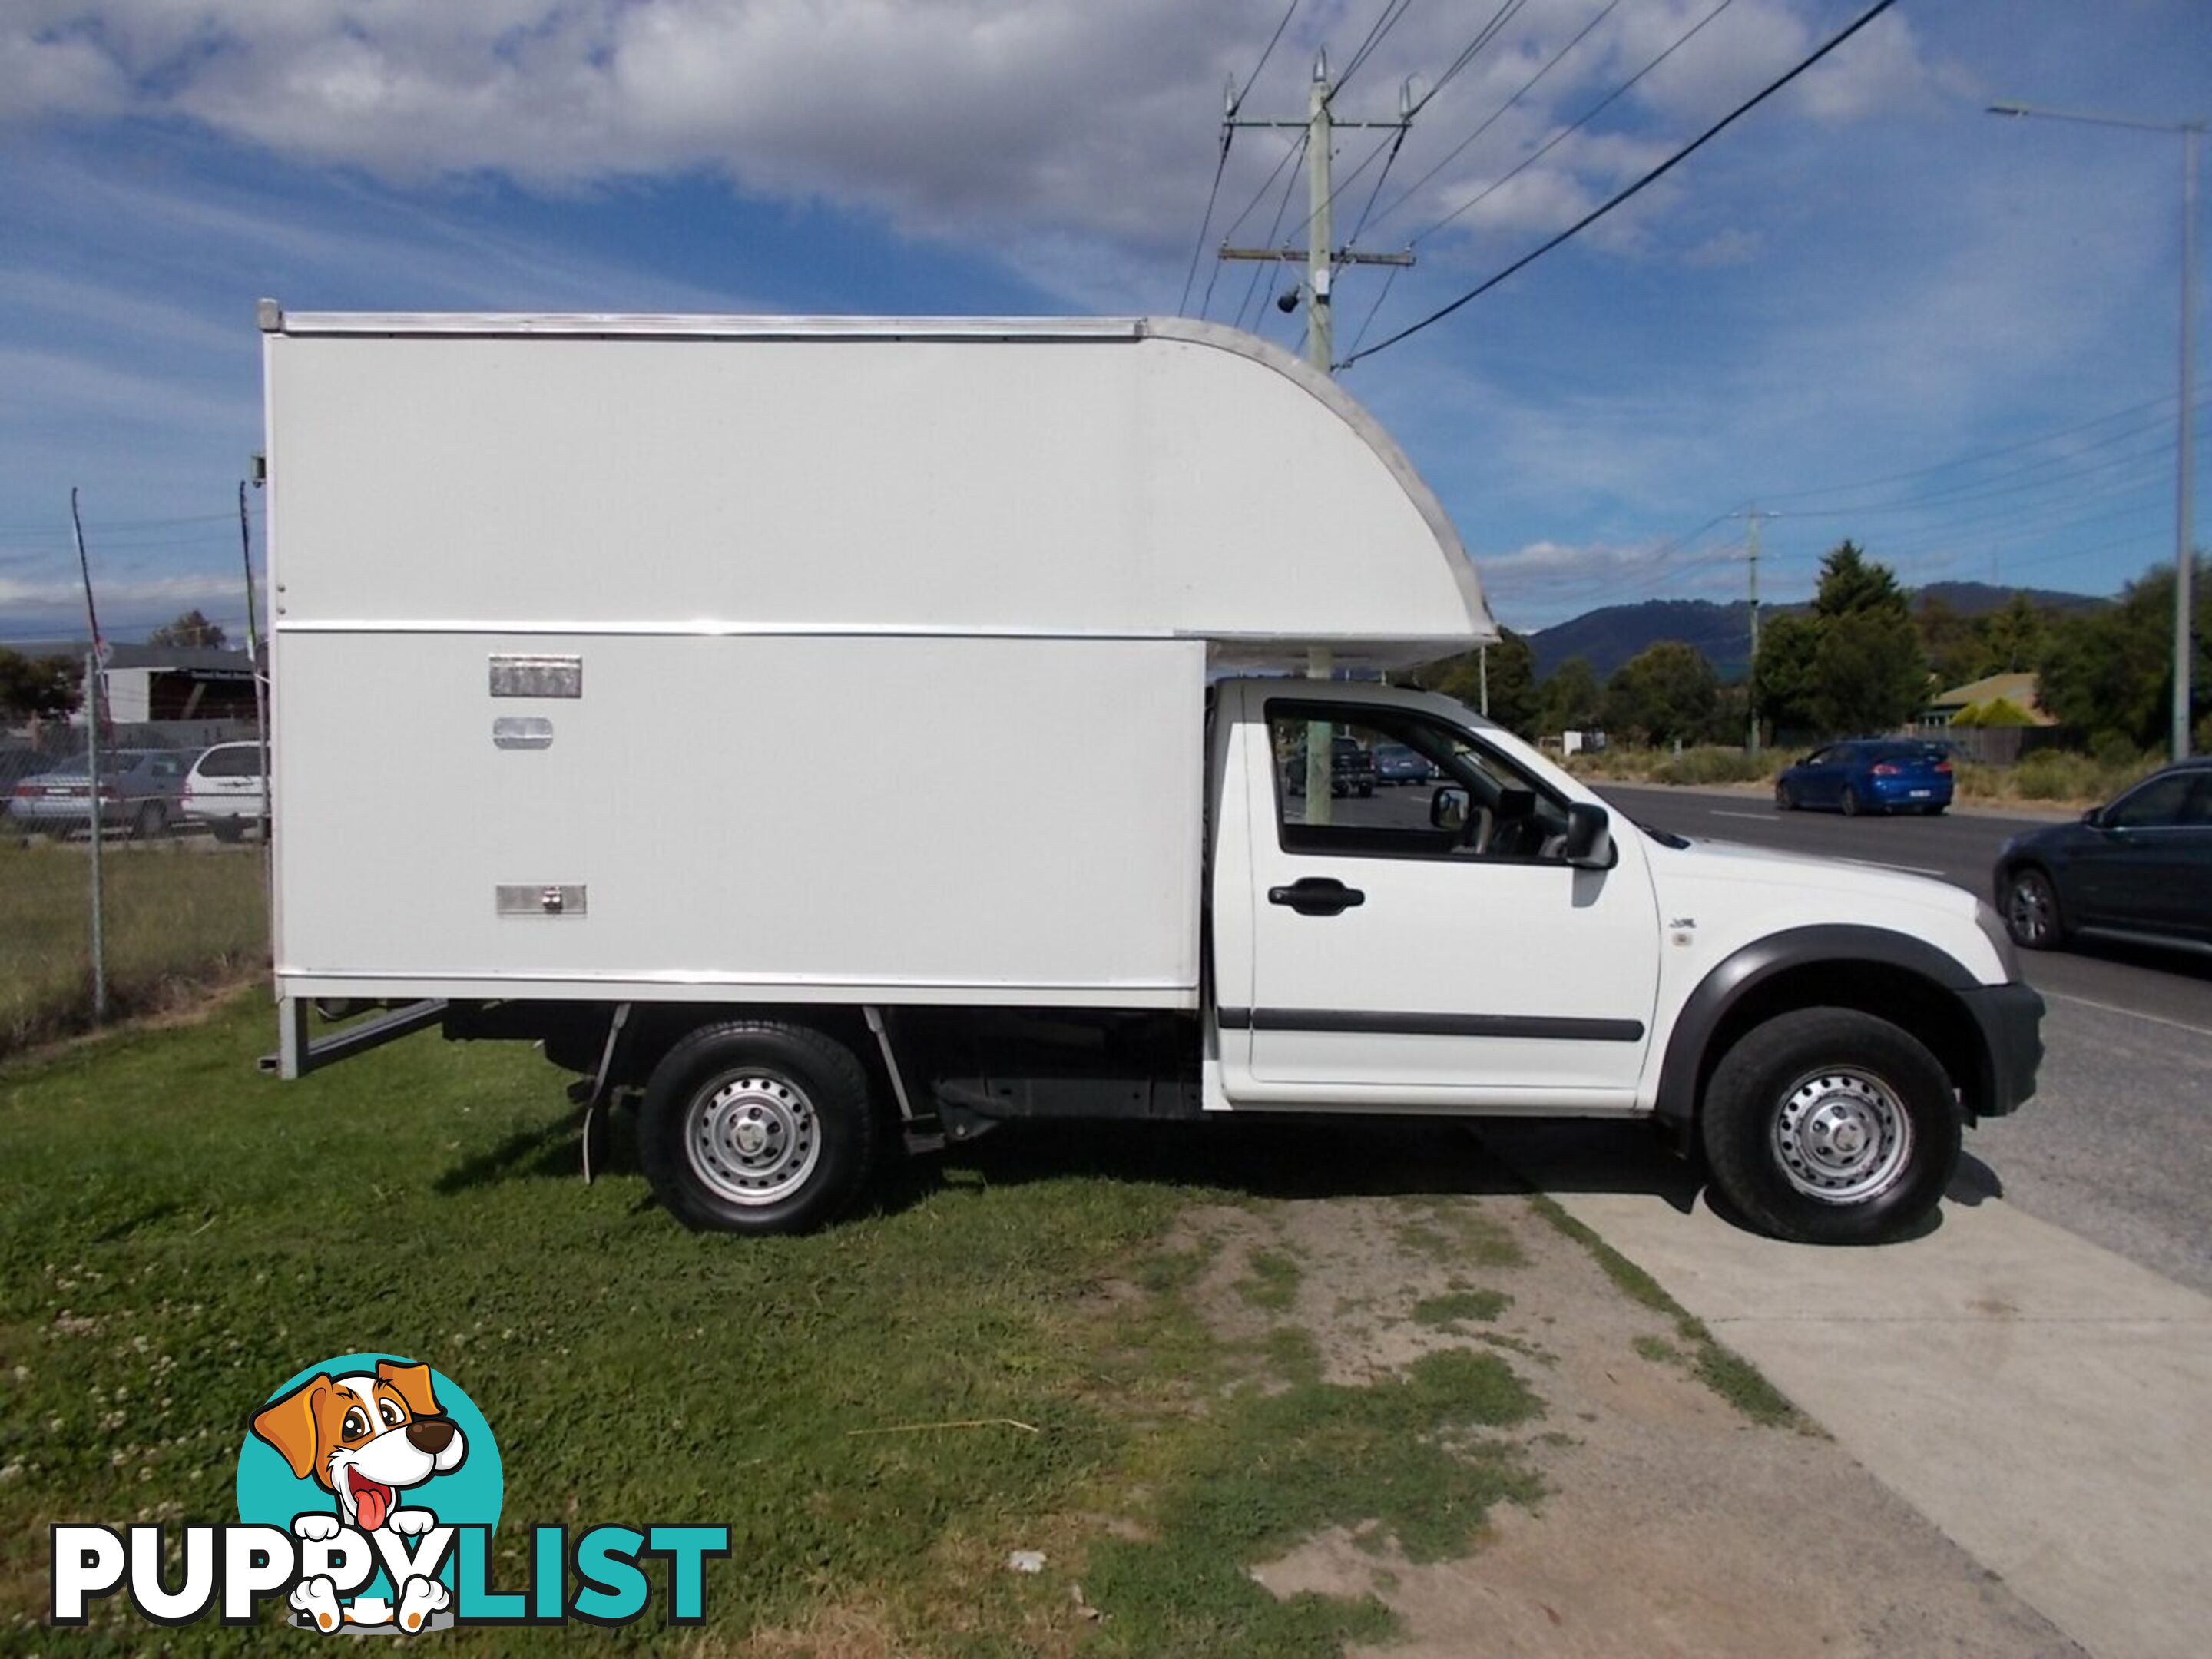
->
[636,1021,879,1235]
[1839,785,1862,817]
[1700,1008,1961,1246]
[1773,781,1796,812]
[210,819,245,844]
[1357,783,1373,798]
[1999,863,2066,951]
[132,802,169,839]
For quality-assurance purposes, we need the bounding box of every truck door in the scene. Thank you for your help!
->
[1220,687,1661,1108]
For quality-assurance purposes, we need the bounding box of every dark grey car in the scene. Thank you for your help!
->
[1994,762,2212,953]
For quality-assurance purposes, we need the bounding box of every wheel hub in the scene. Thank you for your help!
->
[686,1074,821,1206]
[1772,1071,1912,1204]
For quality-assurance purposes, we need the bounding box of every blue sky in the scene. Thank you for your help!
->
[1,0,2206,646]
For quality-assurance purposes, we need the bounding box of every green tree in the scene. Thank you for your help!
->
[0,649,81,718]
[1752,611,1823,734]
[147,609,227,650]
[1913,594,1992,687]
[1812,541,1908,621]
[1813,611,1928,735]
[1535,656,1603,735]
[1604,641,1719,746]
[1976,591,2048,674]
[2038,559,2210,748]
[1412,628,1538,737]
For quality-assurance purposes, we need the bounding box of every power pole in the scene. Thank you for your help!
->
[1219,52,1415,813]
[1217,53,1415,374]
[1728,508,1780,755]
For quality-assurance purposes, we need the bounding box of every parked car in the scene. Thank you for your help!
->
[0,747,54,793]
[1993,761,2212,952]
[1280,734,1378,798]
[1775,740,1953,816]
[6,749,188,838]
[1332,735,1377,798]
[180,741,268,841]
[1374,742,1435,785]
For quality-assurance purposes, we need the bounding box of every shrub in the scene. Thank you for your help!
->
[2089,730,2144,770]
[1649,747,1768,786]
[1952,697,2035,728]
[2013,750,2098,801]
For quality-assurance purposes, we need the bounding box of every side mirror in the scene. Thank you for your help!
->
[1562,801,1613,869]
[1429,786,1469,833]
[2081,806,2104,828]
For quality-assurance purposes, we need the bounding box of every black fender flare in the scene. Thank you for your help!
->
[1654,925,1979,1131]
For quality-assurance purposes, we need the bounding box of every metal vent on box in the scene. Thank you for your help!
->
[489,654,582,698]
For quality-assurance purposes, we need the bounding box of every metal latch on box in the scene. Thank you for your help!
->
[497,884,586,917]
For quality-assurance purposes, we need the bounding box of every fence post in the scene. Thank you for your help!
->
[84,651,108,1023]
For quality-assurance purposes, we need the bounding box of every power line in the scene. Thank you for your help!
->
[1204,133,1306,318]
[1409,0,1738,248]
[1236,0,1301,113]
[1233,134,1313,329]
[1178,134,1236,314]
[1339,0,1903,369]
[1752,392,2190,502]
[1336,0,1417,100]
[1363,0,1623,246]
[1409,0,1527,118]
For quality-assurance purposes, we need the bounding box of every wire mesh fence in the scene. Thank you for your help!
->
[2,718,270,1059]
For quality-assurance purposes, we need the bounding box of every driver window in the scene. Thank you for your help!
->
[1266,704,1568,861]
[2105,772,2197,830]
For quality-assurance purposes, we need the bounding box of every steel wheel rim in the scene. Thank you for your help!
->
[2007,873,2052,945]
[1771,1068,1912,1204]
[684,1071,822,1206]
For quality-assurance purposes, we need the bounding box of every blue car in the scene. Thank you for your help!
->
[1775,740,1953,816]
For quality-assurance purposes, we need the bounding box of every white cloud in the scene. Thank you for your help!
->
[0,1,1931,267]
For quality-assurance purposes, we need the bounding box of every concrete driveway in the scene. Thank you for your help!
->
[1488,1121,2212,1659]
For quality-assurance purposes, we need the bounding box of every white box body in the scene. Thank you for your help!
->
[261,313,1492,1008]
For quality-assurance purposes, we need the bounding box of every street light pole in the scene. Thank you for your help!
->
[1989,101,2205,761]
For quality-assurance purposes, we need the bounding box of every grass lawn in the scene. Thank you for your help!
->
[0,996,1544,1654]
[0,841,268,1058]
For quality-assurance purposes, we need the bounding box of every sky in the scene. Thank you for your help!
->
[0,0,2207,647]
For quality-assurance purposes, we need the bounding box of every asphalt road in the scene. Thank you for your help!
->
[1598,783,2212,1295]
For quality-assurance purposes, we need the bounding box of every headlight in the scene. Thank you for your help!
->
[1975,898,2022,982]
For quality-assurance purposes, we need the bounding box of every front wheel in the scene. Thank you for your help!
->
[1773,781,1796,811]
[1700,1008,1960,1246]
[636,1021,880,1234]
[2000,865,2065,951]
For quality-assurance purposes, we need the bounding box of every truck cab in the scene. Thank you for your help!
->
[1204,677,2038,1242]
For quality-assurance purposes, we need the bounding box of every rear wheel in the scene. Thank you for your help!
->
[132,802,169,839]
[209,819,244,843]
[1839,785,1862,817]
[637,1021,880,1234]
[1700,1008,1960,1246]
[2000,864,2065,950]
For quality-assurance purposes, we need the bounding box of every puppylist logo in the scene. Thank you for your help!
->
[49,1353,728,1633]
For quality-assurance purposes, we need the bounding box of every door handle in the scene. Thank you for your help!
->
[1268,877,1366,916]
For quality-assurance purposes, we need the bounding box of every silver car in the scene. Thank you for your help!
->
[6,749,189,839]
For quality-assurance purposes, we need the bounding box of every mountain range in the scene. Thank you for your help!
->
[1522,581,2102,681]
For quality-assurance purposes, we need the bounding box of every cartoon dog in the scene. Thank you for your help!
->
[250,1359,467,1634]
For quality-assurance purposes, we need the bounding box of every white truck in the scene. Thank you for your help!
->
[258,305,2041,1246]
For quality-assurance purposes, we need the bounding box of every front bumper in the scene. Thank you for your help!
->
[1959,981,2045,1117]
